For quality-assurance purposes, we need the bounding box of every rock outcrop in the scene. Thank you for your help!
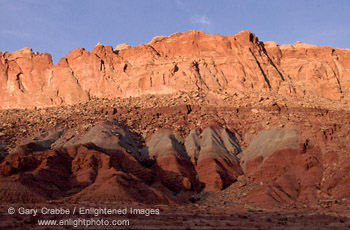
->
[1,30,350,109]
[189,125,242,191]
[0,121,245,203]
[144,129,200,192]
[1,30,350,215]
[241,128,300,173]
[1,104,350,209]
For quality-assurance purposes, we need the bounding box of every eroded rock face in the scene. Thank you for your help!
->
[0,48,88,108]
[0,121,245,203]
[241,128,300,173]
[243,148,323,207]
[239,128,350,208]
[1,30,350,109]
[1,116,350,209]
[145,129,199,192]
[193,126,243,191]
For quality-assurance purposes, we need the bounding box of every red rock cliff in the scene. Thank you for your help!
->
[1,30,349,108]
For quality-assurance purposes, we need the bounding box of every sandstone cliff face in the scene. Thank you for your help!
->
[1,30,349,109]
[0,48,88,108]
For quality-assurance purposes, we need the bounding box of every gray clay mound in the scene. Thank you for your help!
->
[145,129,189,160]
[241,128,299,169]
[53,121,140,159]
[198,127,240,163]
[220,128,242,155]
[11,129,64,154]
[184,129,200,163]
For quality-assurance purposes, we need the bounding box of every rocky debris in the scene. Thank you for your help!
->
[0,89,347,154]
[0,95,349,212]
[1,30,350,109]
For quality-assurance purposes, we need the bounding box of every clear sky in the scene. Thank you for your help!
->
[1,0,349,64]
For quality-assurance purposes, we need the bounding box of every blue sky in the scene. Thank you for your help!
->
[1,0,349,63]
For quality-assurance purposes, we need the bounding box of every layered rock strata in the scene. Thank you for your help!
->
[1,30,350,109]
